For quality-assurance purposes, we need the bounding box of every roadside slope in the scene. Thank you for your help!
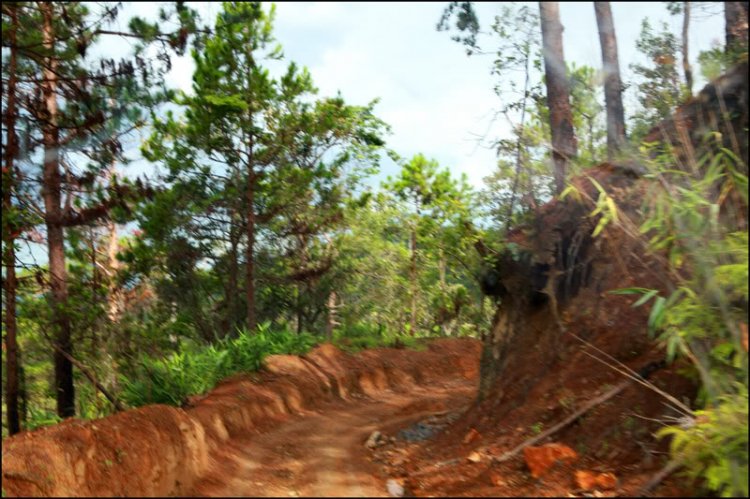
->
[1,338,480,497]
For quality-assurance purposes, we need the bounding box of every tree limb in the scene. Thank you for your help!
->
[52,345,125,412]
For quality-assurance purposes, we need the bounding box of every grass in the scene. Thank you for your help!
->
[120,322,426,408]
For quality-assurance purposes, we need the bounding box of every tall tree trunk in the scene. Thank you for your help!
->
[3,1,21,435]
[226,223,239,337]
[325,291,338,342]
[41,2,75,418]
[540,2,577,194]
[246,183,256,333]
[594,2,626,162]
[410,214,418,336]
[682,2,693,97]
[106,220,121,320]
[105,128,122,325]
[246,163,256,333]
[725,2,749,59]
[19,356,28,426]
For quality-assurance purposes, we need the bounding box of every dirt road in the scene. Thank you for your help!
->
[189,378,476,497]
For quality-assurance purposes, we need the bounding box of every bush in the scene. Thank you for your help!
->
[613,141,748,496]
[332,323,425,353]
[119,322,321,408]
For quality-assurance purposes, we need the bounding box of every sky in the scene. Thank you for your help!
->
[8,2,729,266]
[112,1,725,191]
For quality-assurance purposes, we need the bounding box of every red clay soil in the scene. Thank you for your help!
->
[1,338,481,497]
[384,175,701,497]
[379,177,705,497]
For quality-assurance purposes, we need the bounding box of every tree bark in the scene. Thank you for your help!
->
[682,2,693,97]
[41,3,75,418]
[410,214,418,336]
[540,1,577,194]
[226,222,239,337]
[245,35,257,334]
[594,2,626,161]
[725,2,749,58]
[325,291,338,341]
[54,345,124,412]
[246,156,256,333]
[19,357,28,425]
[3,2,21,435]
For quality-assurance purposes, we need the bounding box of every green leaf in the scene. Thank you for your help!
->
[648,296,666,335]
[587,175,606,194]
[609,287,654,295]
[592,217,609,237]
[632,289,659,308]
[559,185,581,202]
[606,196,619,224]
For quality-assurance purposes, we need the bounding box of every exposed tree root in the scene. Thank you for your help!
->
[494,360,665,463]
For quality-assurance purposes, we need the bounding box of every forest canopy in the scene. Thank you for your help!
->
[2,2,748,496]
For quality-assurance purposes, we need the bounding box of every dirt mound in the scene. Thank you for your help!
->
[2,405,207,497]
[1,339,480,497]
[393,65,750,498]
[645,62,748,169]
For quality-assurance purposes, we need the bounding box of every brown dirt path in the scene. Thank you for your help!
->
[189,378,476,497]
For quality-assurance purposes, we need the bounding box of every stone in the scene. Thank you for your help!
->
[463,428,481,444]
[467,451,482,463]
[574,471,618,490]
[489,472,506,487]
[386,479,405,497]
[574,470,597,490]
[523,443,578,478]
[366,431,383,449]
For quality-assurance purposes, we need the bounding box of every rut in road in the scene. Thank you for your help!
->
[188,379,476,497]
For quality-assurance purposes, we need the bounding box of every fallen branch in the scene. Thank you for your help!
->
[54,345,125,412]
[494,361,665,463]
[435,457,462,468]
[637,460,682,497]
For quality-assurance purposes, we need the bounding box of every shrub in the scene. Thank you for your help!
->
[611,140,748,496]
[119,322,321,408]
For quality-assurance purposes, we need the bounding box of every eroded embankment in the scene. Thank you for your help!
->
[1,338,480,497]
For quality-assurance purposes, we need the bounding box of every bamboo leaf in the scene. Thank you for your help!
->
[632,289,659,308]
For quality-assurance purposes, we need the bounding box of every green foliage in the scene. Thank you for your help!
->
[119,323,320,407]
[613,138,748,496]
[657,386,748,497]
[136,1,388,340]
[25,407,63,432]
[629,18,682,142]
[585,175,619,238]
[331,324,425,354]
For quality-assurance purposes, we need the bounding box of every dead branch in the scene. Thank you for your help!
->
[493,360,667,463]
[493,378,631,462]
[53,345,125,412]
[637,460,683,497]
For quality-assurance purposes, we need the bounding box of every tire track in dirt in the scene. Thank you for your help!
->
[189,380,476,498]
